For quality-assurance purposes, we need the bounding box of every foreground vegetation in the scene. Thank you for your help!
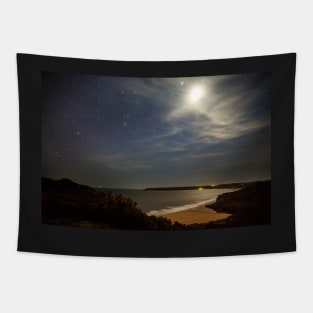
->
[42,178,184,230]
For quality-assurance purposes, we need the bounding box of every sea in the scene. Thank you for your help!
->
[98,188,237,216]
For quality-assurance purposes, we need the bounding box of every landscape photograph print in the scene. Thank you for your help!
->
[41,71,271,230]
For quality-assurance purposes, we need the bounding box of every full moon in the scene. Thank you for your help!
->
[190,87,203,102]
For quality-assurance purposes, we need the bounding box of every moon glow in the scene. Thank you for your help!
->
[190,87,203,102]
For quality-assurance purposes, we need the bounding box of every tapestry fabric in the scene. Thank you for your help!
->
[17,53,296,257]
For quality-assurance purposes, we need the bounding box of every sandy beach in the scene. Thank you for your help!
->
[163,203,231,225]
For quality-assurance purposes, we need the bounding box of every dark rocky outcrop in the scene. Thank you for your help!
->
[206,181,271,227]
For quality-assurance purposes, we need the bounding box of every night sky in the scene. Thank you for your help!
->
[42,72,271,189]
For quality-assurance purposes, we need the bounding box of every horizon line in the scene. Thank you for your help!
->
[42,176,271,190]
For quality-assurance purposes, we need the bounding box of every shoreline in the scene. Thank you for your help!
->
[161,201,232,225]
[146,198,217,217]
[147,190,241,225]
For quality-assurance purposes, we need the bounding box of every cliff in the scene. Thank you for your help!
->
[207,181,271,227]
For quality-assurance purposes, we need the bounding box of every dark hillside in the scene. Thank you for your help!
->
[207,181,271,227]
[42,177,181,230]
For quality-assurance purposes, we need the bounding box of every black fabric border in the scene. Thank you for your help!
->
[17,53,296,257]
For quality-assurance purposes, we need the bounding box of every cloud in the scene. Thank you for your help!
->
[165,74,270,145]
[115,73,270,149]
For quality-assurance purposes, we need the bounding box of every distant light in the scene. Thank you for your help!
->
[198,187,204,191]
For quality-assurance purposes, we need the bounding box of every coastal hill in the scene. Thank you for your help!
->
[42,177,180,230]
[206,181,271,227]
[144,180,269,191]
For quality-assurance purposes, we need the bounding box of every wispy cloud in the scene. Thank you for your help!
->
[166,75,270,144]
[115,74,270,149]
